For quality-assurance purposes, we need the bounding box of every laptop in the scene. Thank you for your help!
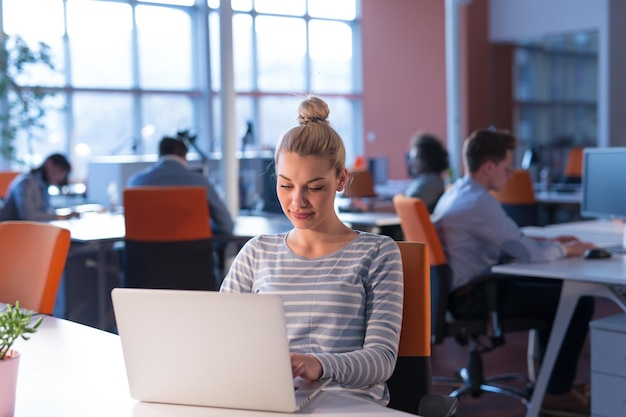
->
[111,288,331,413]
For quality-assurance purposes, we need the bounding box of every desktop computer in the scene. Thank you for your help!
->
[581,147,626,251]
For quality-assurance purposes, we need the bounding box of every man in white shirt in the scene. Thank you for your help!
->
[433,128,594,417]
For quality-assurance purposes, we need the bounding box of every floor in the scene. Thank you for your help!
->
[430,298,622,417]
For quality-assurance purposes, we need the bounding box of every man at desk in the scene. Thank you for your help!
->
[432,128,595,417]
[127,136,234,235]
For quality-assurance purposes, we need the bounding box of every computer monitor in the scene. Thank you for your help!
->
[581,147,626,249]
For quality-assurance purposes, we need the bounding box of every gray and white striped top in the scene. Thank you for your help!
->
[220,231,404,405]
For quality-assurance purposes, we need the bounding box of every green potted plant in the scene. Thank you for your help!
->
[0,34,56,164]
[0,302,43,417]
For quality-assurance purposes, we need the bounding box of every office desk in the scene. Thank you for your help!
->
[50,212,126,330]
[542,218,624,236]
[534,190,583,224]
[12,314,414,417]
[522,219,624,249]
[51,210,399,243]
[337,211,400,234]
[51,211,400,330]
[534,190,582,205]
[492,221,626,417]
[51,213,291,330]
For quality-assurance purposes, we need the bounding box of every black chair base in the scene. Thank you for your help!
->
[433,338,536,410]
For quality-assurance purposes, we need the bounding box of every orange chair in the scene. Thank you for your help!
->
[393,194,544,409]
[392,194,450,341]
[563,146,584,183]
[491,169,539,227]
[342,168,377,198]
[387,241,458,417]
[0,221,71,314]
[123,186,215,290]
[0,171,20,199]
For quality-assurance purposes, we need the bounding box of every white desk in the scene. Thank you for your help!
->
[522,219,624,249]
[492,220,626,417]
[338,211,400,234]
[13,314,414,417]
[50,212,126,330]
[50,211,400,243]
[542,218,624,236]
[51,211,400,330]
[534,190,583,224]
[534,190,582,205]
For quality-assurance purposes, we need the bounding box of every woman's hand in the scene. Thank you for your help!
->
[290,353,322,381]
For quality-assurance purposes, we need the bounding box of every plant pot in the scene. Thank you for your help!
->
[0,350,20,417]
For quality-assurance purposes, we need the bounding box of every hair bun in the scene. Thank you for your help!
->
[298,115,328,125]
[297,96,330,125]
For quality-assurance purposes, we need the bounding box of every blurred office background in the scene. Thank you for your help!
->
[2,0,626,209]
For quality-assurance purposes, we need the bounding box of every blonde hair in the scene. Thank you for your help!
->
[274,96,346,177]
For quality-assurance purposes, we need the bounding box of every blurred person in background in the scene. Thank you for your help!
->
[0,153,78,221]
[405,132,449,212]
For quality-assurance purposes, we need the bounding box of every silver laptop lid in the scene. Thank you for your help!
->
[111,288,302,412]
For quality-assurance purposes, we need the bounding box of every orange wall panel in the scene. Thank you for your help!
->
[362,0,447,180]
[361,0,510,181]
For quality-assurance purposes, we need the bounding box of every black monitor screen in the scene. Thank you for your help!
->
[581,147,626,220]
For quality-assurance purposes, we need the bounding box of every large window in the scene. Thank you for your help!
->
[1,0,362,183]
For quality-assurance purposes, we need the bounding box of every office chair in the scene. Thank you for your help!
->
[123,186,216,291]
[0,171,20,199]
[562,146,584,183]
[491,169,539,227]
[0,221,71,314]
[387,241,458,417]
[392,194,545,408]
[342,168,377,198]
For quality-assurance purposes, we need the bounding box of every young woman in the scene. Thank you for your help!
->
[220,96,404,405]
[0,153,77,221]
[405,132,449,213]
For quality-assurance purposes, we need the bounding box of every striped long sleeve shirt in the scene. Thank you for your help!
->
[220,231,404,405]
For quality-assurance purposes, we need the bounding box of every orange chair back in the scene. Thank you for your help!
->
[123,186,212,242]
[0,221,71,314]
[392,194,446,267]
[0,171,20,198]
[342,169,377,198]
[491,169,536,204]
[564,147,584,179]
[396,241,431,357]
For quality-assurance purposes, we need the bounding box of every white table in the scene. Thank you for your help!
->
[522,219,624,249]
[492,220,626,417]
[542,218,624,235]
[338,211,400,234]
[12,314,414,417]
[534,190,583,224]
[50,212,126,330]
[534,190,582,205]
[50,210,401,330]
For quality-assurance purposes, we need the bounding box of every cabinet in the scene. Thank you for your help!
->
[589,314,626,417]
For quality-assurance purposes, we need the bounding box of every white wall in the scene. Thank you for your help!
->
[489,0,606,41]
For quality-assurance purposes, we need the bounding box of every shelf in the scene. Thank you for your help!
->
[513,31,598,148]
